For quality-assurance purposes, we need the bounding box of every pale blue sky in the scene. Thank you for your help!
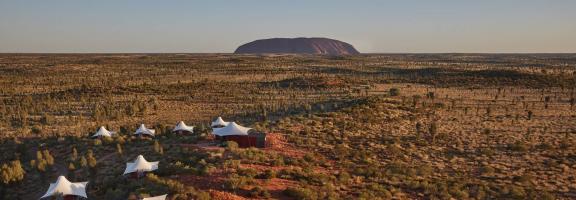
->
[1,0,575,53]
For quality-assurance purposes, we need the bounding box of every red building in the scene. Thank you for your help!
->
[220,132,267,148]
[213,122,266,148]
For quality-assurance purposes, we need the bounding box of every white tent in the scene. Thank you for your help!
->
[123,155,159,175]
[40,176,88,199]
[172,121,194,133]
[211,117,230,127]
[134,124,155,137]
[212,122,252,136]
[142,194,168,200]
[91,126,115,138]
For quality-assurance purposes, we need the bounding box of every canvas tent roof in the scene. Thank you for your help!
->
[142,194,168,200]
[172,121,194,133]
[211,117,230,127]
[40,176,88,199]
[213,122,252,136]
[134,124,155,136]
[123,155,159,175]
[92,126,115,138]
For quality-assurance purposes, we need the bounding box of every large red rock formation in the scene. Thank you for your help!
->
[234,37,360,55]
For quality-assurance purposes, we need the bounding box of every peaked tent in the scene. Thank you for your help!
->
[40,176,88,199]
[92,126,115,138]
[123,155,159,175]
[172,121,194,133]
[134,124,155,137]
[212,122,252,136]
[142,194,168,200]
[211,117,230,128]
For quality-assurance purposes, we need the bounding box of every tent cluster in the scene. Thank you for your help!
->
[91,121,195,139]
[42,121,196,199]
[42,119,260,199]
[41,155,163,200]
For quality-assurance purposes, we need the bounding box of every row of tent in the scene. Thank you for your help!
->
[41,154,162,200]
[42,117,252,199]
[92,122,193,138]
[92,117,251,138]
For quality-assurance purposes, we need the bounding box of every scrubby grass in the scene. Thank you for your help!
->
[0,54,574,199]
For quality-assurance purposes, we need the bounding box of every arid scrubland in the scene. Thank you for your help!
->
[0,54,575,199]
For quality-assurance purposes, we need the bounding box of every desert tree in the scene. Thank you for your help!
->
[486,106,492,118]
[427,92,435,101]
[67,162,76,180]
[153,140,164,155]
[36,150,44,163]
[71,147,78,161]
[415,122,422,139]
[450,99,457,110]
[1,160,25,185]
[86,150,97,168]
[429,121,438,144]
[412,95,421,108]
[93,104,105,122]
[40,113,53,125]
[36,159,47,172]
[68,162,76,171]
[116,143,123,156]
[389,88,400,97]
[42,150,54,166]
[79,156,88,168]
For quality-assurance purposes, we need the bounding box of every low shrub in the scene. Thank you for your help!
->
[508,141,529,152]
[249,186,271,198]
[257,169,276,179]
[283,187,317,200]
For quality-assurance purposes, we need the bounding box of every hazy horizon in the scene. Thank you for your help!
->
[1,1,576,53]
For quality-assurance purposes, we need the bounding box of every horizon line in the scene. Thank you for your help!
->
[1,52,575,55]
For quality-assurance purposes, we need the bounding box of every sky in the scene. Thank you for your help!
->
[1,0,575,53]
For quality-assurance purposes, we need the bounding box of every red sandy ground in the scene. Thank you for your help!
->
[209,189,247,200]
[265,132,306,158]
[173,133,320,199]
[176,163,301,200]
[255,178,299,200]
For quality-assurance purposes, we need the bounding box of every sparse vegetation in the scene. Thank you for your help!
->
[0,54,574,199]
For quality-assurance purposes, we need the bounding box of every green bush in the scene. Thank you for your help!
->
[271,156,285,166]
[258,169,276,179]
[283,187,317,200]
[481,165,495,175]
[1,160,25,184]
[249,186,271,198]
[145,174,208,200]
[389,88,400,96]
[224,174,253,191]
[238,168,258,178]
[509,141,529,152]
[223,141,239,150]
[507,185,526,199]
